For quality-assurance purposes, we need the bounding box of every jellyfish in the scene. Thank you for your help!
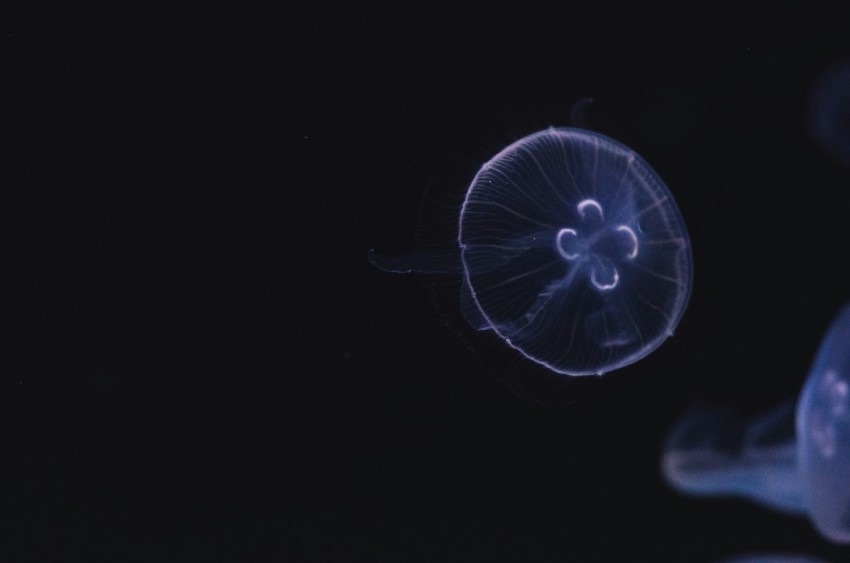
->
[809,62,850,167]
[717,555,828,563]
[370,127,693,376]
[663,303,850,544]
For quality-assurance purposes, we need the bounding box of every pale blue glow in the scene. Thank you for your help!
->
[717,555,828,563]
[663,400,804,514]
[370,127,693,376]
[663,303,850,544]
[797,303,850,543]
[809,62,850,167]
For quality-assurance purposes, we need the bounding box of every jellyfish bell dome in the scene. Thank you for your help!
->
[371,126,693,377]
[459,127,692,375]
[796,302,850,542]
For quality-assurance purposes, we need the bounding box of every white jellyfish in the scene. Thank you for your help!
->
[370,127,692,376]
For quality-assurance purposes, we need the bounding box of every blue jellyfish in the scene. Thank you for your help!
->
[663,303,850,544]
[370,127,693,376]
[809,62,850,166]
[797,303,850,542]
[717,556,828,563]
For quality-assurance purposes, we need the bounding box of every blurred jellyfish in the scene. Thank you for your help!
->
[797,303,850,542]
[663,303,850,543]
[809,62,850,166]
[663,400,802,514]
[717,555,828,563]
[370,127,693,376]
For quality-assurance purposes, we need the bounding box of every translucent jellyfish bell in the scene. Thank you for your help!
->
[370,127,693,376]
[797,303,850,542]
[662,303,850,543]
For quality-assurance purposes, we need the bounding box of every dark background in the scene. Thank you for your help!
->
[7,3,850,561]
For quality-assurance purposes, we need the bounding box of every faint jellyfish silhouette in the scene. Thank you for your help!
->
[662,303,850,543]
[370,127,693,376]
[717,555,828,563]
[663,399,803,513]
[809,62,850,166]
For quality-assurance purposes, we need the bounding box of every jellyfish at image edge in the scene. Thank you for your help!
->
[663,302,850,544]
[717,555,828,563]
[809,61,850,167]
[370,127,693,376]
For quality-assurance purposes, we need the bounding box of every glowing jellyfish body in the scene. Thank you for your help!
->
[663,303,850,544]
[371,127,693,376]
[797,303,850,542]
